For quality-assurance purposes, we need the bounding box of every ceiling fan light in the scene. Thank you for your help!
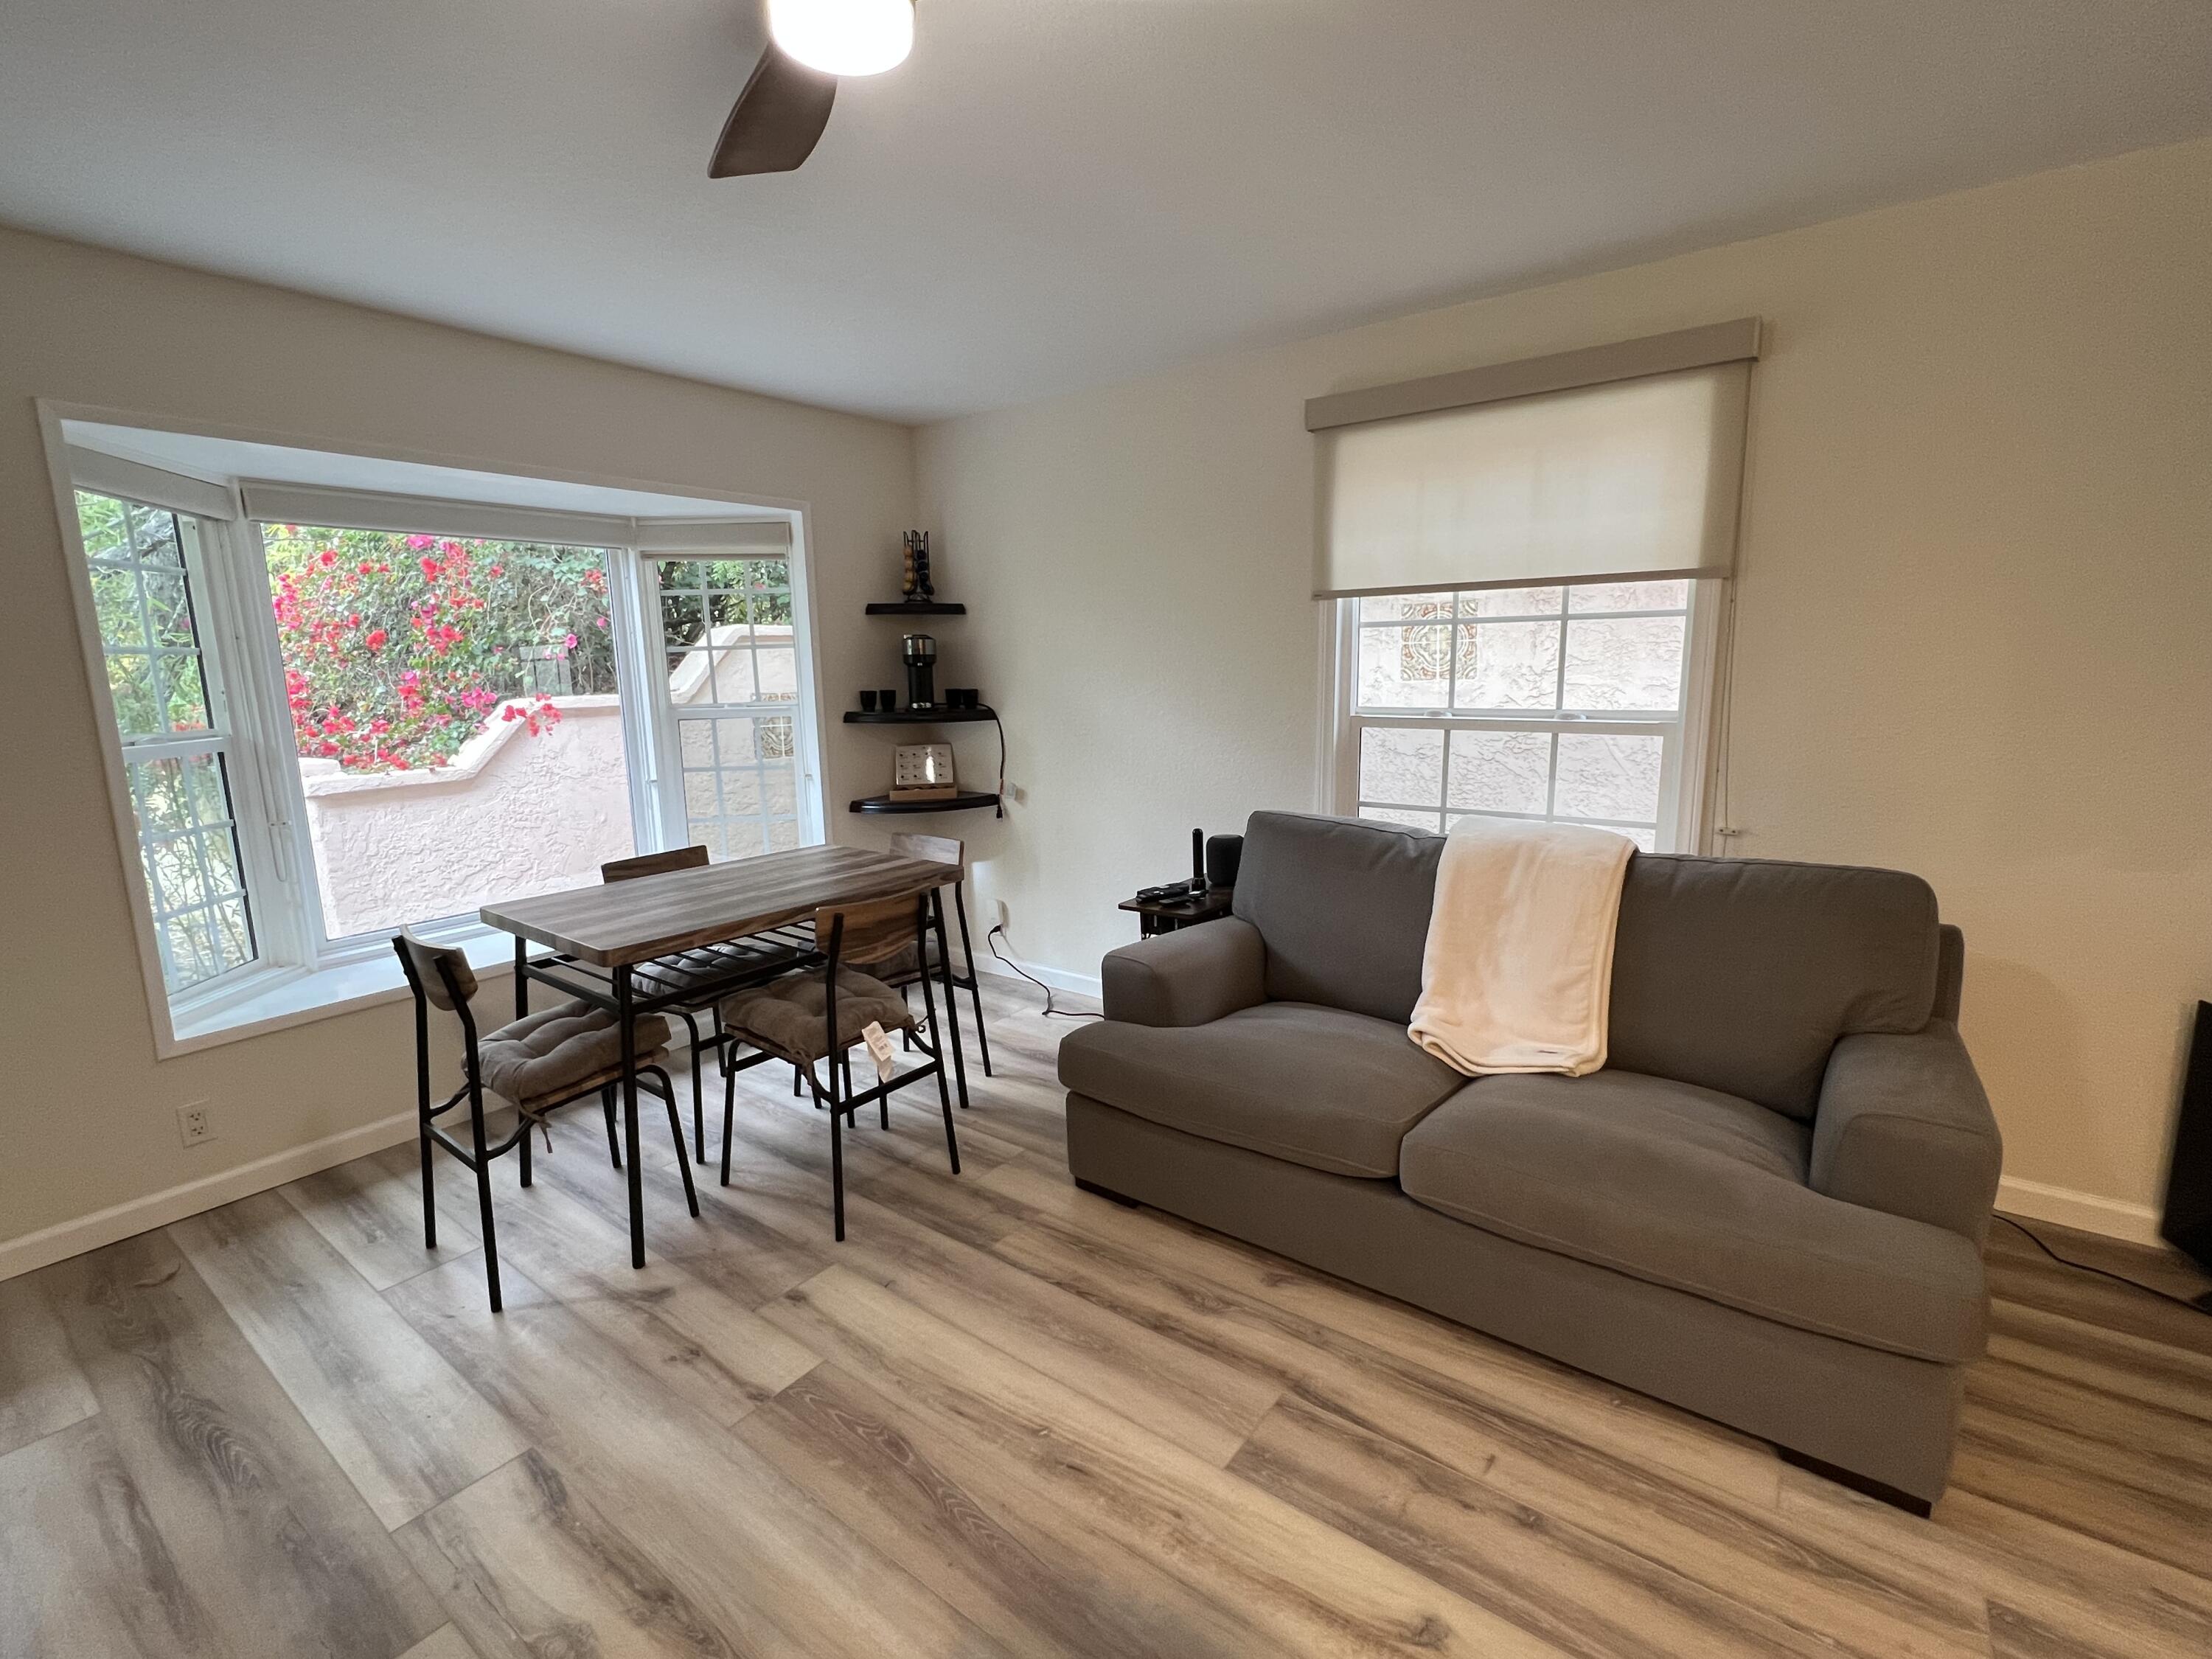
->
[768,0,914,78]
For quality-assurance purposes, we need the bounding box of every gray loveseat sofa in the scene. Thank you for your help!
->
[1060,811,2002,1511]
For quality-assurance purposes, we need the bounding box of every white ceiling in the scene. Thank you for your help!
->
[4,2,2208,422]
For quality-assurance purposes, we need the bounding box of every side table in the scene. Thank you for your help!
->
[1119,886,1235,939]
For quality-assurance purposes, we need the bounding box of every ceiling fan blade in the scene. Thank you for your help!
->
[709,44,837,178]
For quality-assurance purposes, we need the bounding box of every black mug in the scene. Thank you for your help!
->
[860,689,880,712]
[878,688,897,710]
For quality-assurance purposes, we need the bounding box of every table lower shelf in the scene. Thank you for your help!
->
[849,792,1002,815]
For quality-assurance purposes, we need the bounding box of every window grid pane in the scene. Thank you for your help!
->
[125,752,257,991]
[76,490,259,992]
[1350,577,1687,849]
[656,557,802,859]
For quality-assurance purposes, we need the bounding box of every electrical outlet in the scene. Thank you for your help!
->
[177,1102,215,1147]
[994,898,1010,932]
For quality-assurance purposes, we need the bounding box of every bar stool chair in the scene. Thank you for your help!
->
[717,893,960,1240]
[394,931,699,1312]
[885,832,992,1078]
[602,845,737,1162]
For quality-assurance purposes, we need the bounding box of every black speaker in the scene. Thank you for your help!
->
[2160,1001,2212,1274]
[1205,833,1243,891]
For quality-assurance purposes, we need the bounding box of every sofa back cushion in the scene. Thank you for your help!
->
[1234,813,1940,1119]
[1234,813,1441,1023]
[1610,856,1938,1118]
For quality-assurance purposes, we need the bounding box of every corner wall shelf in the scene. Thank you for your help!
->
[865,601,967,616]
[849,792,1002,815]
[842,705,997,724]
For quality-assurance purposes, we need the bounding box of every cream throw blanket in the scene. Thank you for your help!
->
[1408,818,1635,1077]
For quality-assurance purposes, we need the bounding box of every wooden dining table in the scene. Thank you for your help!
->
[480,844,967,1268]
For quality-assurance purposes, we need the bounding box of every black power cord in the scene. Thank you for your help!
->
[985,924,1098,1020]
[1994,1214,2211,1316]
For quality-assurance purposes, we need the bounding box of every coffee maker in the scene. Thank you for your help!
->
[902,633,938,711]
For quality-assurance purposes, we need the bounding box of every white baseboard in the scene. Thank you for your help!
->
[1997,1175,2164,1248]
[971,954,1103,1003]
[0,1110,420,1284]
[22,1043,2150,1281]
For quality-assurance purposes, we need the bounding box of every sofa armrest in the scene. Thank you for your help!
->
[1100,918,1267,1028]
[1810,1020,2003,1245]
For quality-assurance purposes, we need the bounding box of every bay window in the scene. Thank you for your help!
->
[51,422,822,1051]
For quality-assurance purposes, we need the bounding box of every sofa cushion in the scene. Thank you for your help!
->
[1057,1001,1464,1178]
[1398,1071,1987,1362]
[1607,855,1940,1119]
[1233,812,1442,1023]
[1229,818,1940,1119]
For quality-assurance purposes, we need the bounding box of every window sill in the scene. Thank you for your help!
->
[161,928,527,1057]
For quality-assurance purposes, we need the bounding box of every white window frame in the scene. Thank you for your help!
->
[61,467,277,1008]
[639,544,827,860]
[1320,579,1726,852]
[42,408,827,1054]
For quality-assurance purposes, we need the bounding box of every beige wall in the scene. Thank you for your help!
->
[918,138,2212,1234]
[0,226,916,1266]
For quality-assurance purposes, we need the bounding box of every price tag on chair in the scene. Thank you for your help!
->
[860,1021,897,1082]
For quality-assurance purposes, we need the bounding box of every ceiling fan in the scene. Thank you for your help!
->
[709,0,915,178]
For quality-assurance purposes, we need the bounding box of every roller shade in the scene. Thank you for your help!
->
[1311,323,1756,599]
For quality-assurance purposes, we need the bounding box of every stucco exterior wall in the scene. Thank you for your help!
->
[301,695,633,937]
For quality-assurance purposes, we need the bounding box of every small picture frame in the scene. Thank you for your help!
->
[890,742,958,801]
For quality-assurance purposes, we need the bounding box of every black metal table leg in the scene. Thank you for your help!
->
[678,1010,706,1163]
[618,964,644,1267]
[931,888,970,1110]
[950,882,992,1077]
[514,936,528,1021]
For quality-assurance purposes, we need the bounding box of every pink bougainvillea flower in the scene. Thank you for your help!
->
[420,556,441,578]
[405,535,434,550]
[364,627,388,651]
[594,615,609,630]
[487,564,504,577]
[564,632,580,650]
[319,549,337,566]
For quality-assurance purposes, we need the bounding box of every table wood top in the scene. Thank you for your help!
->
[479,845,958,967]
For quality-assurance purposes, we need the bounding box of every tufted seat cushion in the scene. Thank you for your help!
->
[479,1000,672,1108]
[720,970,914,1063]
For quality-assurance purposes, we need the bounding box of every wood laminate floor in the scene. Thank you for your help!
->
[4,981,2209,1657]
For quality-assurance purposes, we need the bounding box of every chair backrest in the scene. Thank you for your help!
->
[888,832,963,873]
[602,844,711,883]
[394,928,478,1012]
[815,893,928,970]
